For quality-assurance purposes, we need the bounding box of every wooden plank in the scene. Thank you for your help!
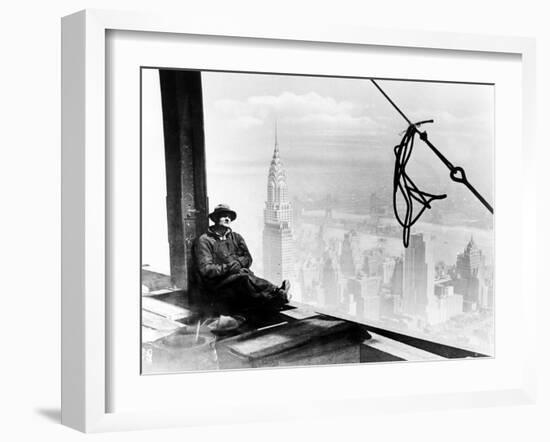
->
[222,316,359,360]
[142,297,192,320]
[216,335,360,370]
[362,332,446,362]
[142,327,179,343]
[256,336,360,368]
[141,268,172,291]
[280,306,318,320]
[142,310,186,332]
[142,288,177,297]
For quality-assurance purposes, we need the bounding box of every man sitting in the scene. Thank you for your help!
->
[194,204,291,315]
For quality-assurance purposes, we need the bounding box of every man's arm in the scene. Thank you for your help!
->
[232,233,253,269]
[195,236,239,280]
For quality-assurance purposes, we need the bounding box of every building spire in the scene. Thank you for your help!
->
[274,120,279,157]
[466,235,476,252]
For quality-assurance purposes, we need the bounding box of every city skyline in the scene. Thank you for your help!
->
[252,126,493,354]
[292,219,494,354]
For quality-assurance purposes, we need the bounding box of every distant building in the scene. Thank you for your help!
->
[457,236,482,279]
[321,252,340,307]
[454,236,485,312]
[346,274,382,320]
[344,276,361,317]
[402,233,434,319]
[362,248,384,278]
[435,261,447,279]
[315,225,326,256]
[262,128,296,285]
[340,231,359,277]
[380,293,402,317]
[382,258,396,285]
[361,276,382,321]
[363,294,381,321]
[298,255,321,303]
[427,283,464,324]
[391,257,404,296]
[480,276,494,311]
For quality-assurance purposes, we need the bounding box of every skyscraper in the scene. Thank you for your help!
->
[391,257,403,296]
[457,236,482,279]
[340,231,359,277]
[402,233,435,319]
[321,252,340,307]
[263,128,295,285]
[345,274,381,320]
[454,236,485,311]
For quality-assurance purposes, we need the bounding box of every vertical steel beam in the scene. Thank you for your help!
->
[159,70,208,291]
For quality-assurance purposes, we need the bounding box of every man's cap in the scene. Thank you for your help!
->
[208,203,237,222]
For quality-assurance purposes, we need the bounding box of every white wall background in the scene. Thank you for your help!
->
[0,0,548,440]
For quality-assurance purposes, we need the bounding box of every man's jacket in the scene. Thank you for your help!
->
[194,227,253,289]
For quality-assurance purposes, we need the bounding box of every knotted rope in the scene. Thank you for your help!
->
[393,123,446,247]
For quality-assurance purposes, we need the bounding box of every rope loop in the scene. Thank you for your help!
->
[393,123,446,247]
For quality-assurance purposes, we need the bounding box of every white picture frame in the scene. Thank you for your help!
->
[61,9,537,433]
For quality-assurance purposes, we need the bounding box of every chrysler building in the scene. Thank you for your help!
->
[262,128,295,285]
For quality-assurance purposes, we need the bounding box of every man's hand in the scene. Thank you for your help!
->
[226,260,241,274]
[231,255,250,269]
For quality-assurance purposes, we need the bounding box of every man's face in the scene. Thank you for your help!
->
[216,213,232,228]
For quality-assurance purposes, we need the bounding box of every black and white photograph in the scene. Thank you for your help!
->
[140,69,495,374]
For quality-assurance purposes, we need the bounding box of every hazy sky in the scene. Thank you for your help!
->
[202,71,493,180]
[142,69,494,273]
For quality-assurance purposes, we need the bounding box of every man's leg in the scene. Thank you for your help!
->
[211,272,290,314]
[237,272,290,308]
[205,275,274,313]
